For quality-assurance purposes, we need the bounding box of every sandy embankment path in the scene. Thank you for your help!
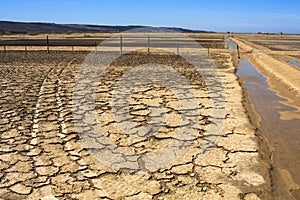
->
[231,38,300,98]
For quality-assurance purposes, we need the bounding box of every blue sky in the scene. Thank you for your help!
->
[1,0,300,33]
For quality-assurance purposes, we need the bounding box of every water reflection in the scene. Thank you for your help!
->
[237,58,300,198]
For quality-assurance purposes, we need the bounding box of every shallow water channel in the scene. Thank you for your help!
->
[236,58,300,198]
[282,58,300,67]
[225,37,236,50]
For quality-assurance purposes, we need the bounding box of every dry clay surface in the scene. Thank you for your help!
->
[0,52,271,199]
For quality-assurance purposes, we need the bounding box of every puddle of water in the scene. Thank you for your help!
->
[237,58,300,198]
[282,58,300,67]
[225,37,236,50]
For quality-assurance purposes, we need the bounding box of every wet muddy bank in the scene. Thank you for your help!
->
[236,57,300,199]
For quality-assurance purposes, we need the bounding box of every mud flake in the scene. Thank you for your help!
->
[9,183,32,195]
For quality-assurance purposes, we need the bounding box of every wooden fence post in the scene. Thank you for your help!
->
[3,45,6,53]
[120,35,123,55]
[237,44,240,59]
[46,35,49,54]
[25,46,27,54]
[147,35,150,55]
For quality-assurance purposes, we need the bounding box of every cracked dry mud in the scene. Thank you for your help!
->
[0,51,271,199]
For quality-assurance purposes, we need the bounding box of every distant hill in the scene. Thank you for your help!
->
[0,21,212,34]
